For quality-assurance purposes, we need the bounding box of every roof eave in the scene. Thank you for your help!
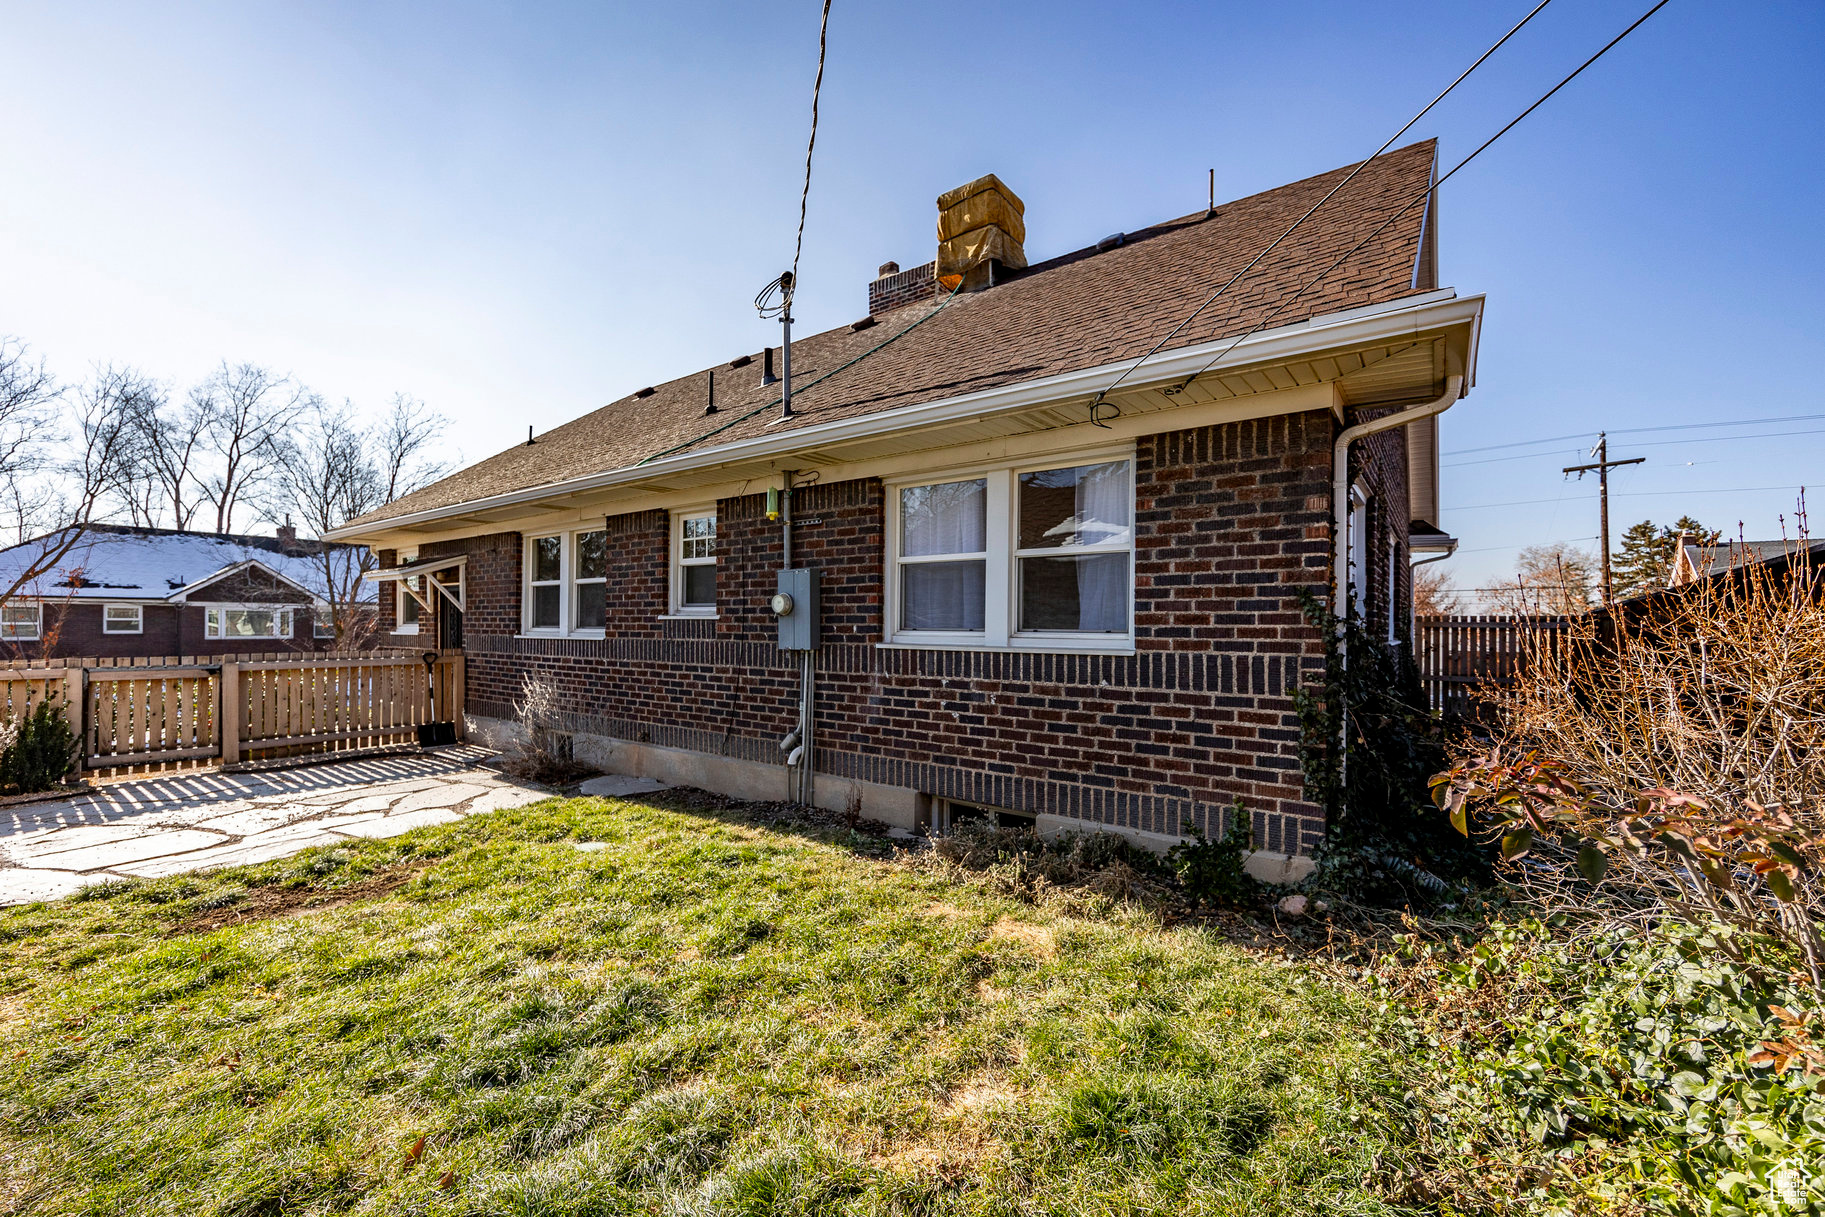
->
[329,288,1484,543]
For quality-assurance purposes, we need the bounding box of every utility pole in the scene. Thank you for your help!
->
[1563,432,1645,605]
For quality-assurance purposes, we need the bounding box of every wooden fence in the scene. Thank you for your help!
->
[0,649,463,777]
[1415,615,1567,720]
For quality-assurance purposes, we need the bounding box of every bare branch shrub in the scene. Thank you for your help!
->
[498,672,595,784]
[1438,544,1825,981]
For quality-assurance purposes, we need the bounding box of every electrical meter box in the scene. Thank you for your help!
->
[773,568,819,651]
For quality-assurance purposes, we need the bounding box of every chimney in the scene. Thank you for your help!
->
[936,173,1026,292]
[277,515,298,554]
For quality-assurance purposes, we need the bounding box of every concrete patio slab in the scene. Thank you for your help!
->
[0,748,554,906]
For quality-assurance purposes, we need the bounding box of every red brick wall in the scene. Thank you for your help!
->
[868,261,935,315]
[442,409,1379,854]
[19,600,331,660]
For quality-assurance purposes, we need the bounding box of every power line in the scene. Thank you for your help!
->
[1446,411,1825,458]
[1451,482,1809,512]
[1447,425,1825,468]
[1171,0,1674,391]
[1084,0,1556,413]
[789,0,833,292]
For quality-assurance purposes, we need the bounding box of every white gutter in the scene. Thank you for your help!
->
[328,290,1484,542]
[1332,374,1463,621]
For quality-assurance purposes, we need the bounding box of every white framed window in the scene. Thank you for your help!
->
[314,608,337,639]
[1349,484,1369,620]
[574,529,607,630]
[671,510,717,615]
[520,527,609,636]
[396,576,423,635]
[204,606,294,639]
[887,450,1135,650]
[1,603,41,641]
[103,603,143,634]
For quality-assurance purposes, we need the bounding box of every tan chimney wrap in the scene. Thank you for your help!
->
[937,174,1027,283]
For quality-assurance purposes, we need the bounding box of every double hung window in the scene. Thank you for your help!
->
[672,511,717,615]
[523,528,609,636]
[890,453,1134,648]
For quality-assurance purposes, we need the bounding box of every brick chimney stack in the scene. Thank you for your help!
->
[277,517,298,554]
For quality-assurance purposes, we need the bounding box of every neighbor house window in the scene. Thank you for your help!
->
[103,603,143,634]
[1,603,41,641]
[672,511,717,614]
[314,609,337,639]
[889,452,1133,649]
[205,607,294,639]
[522,527,610,636]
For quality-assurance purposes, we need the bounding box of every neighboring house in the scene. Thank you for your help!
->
[0,524,378,659]
[331,142,1484,874]
[1669,538,1825,588]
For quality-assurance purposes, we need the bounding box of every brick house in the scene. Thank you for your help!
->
[0,524,378,659]
[332,143,1483,875]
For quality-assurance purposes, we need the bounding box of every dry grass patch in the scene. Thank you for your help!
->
[988,917,1056,957]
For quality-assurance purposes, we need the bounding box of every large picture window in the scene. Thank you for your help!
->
[889,452,1134,649]
[522,527,610,636]
[672,511,717,614]
[205,606,294,639]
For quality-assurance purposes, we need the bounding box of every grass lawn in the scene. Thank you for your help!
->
[0,793,1422,1216]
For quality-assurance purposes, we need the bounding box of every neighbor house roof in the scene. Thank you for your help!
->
[1674,539,1825,586]
[0,525,377,604]
[346,141,1441,532]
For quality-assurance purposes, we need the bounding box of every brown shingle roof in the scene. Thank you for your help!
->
[353,140,1438,529]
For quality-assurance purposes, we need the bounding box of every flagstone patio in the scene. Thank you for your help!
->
[0,747,553,906]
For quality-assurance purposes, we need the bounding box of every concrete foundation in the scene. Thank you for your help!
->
[467,713,1313,882]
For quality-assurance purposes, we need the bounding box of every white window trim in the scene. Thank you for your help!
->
[1349,484,1369,620]
[203,605,296,640]
[394,578,422,635]
[314,606,337,639]
[102,602,143,635]
[519,526,609,639]
[884,445,1137,651]
[669,507,718,617]
[1,601,42,642]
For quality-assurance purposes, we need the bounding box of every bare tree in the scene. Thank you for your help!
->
[85,367,169,528]
[375,392,449,502]
[0,364,137,612]
[277,394,450,647]
[126,384,212,530]
[192,362,307,534]
[1483,543,1597,617]
[1412,563,1463,617]
[0,338,61,546]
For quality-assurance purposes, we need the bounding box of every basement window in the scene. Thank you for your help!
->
[888,449,1134,650]
[103,603,143,634]
[937,800,1036,834]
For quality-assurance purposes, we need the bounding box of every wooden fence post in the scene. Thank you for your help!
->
[62,667,85,776]
[219,661,240,766]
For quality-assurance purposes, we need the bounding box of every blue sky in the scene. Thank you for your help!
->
[2,0,1820,590]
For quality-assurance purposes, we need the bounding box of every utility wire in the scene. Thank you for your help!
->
[638,279,965,466]
[1447,425,1825,468]
[1446,411,1825,458]
[1172,0,1673,391]
[790,0,833,294]
[1085,0,1555,414]
[1452,482,1809,512]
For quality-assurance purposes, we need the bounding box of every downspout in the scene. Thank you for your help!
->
[1331,375,1463,622]
[1329,373,1463,808]
[1409,539,1458,641]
